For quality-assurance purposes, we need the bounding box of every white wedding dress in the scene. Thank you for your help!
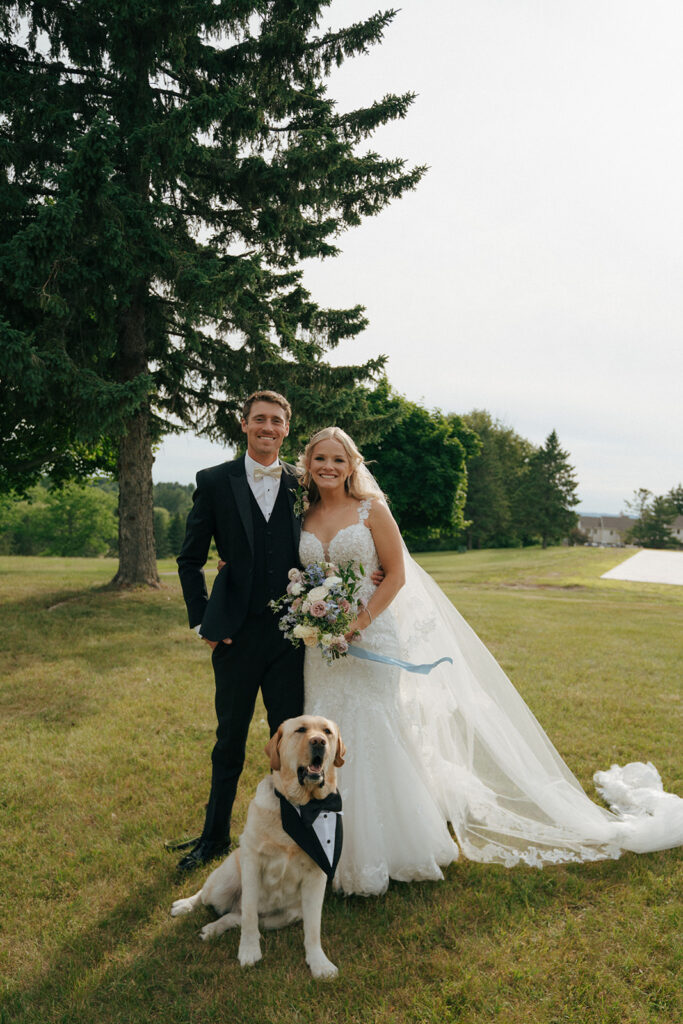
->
[301,500,683,896]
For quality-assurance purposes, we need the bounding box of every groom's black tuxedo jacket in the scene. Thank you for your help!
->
[177,456,302,642]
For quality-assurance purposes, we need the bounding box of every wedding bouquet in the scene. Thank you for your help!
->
[270,560,365,662]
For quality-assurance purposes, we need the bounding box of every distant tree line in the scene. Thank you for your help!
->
[461,412,579,550]
[358,382,480,551]
[0,395,582,557]
[0,481,117,557]
[151,483,195,558]
[624,486,683,550]
[0,480,194,558]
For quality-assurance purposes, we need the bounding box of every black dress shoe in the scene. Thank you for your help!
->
[176,838,231,874]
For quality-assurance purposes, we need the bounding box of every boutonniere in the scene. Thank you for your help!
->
[293,480,310,518]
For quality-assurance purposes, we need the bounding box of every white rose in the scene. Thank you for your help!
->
[289,581,303,596]
[292,624,318,642]
[288,568,303,582]
[323,576,342,590]
[308,585,328,602]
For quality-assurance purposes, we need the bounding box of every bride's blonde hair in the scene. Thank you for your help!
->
[298,427,385,504]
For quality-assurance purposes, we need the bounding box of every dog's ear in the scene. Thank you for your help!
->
[333,730,346,767]
[265,726,284,771]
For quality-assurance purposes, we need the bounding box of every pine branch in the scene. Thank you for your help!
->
[0,45,115,85]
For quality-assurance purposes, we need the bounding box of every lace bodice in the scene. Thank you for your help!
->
[299,499,378,606]
[299,498,400,676]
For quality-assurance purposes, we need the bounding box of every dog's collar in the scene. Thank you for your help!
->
[274,788,343,880]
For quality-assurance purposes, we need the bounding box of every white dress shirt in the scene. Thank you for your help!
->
[244,451,281,521]
[311,809,341,866]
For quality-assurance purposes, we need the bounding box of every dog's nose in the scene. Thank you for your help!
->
[310,736,327,751]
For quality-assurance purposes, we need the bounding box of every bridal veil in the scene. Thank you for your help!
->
[391,551,683,867]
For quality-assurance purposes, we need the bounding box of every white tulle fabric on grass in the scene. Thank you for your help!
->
[301,503,683,896]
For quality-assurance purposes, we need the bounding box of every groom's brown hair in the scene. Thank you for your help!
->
[242,390,292,422]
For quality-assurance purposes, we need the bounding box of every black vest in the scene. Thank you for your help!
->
[248,483,297,614]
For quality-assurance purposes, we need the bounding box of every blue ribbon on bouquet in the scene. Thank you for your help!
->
[348,646,453,676]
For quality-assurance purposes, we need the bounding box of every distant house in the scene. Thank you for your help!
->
[671,515,683,544]
[578,515,635,546]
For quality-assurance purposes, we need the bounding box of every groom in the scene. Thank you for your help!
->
[176,390,305,873]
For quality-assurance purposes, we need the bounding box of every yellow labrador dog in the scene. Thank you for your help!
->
[171,715,345,979]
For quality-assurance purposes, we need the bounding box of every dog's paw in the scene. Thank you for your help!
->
[200,921,222,941]
[170,898,194,917]
[307,953,338,980]
[238,941,262,967]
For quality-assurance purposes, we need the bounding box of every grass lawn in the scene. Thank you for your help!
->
[0,547,681,1024]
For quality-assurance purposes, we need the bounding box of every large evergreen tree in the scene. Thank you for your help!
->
[521,429,579,548]
[0,2,424,584]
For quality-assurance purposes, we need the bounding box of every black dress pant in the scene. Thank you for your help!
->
[200,608,305,843]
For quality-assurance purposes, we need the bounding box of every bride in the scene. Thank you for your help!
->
[298,427,683,897]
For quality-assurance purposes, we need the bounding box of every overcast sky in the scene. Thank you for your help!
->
[153,0,683,513]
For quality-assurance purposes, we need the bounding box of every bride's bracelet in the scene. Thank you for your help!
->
[364,606,373,625]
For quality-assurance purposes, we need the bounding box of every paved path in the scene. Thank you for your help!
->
[601,549,683,586]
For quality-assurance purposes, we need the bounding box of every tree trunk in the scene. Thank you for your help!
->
[108,38,158,588]
[111,283,158,587]
[112,406,159,587]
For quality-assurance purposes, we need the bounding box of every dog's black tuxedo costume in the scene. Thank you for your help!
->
[177,456,305,845]
[275,789,343,880]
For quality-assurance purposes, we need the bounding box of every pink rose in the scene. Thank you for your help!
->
[333,636,349,653]
[291,598,302,612]
[338,598,351,613]
[310,601,327,618]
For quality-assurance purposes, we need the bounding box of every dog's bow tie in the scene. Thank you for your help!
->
[253,465,282,481]
[299,791,343,827]
[274,788,342,827]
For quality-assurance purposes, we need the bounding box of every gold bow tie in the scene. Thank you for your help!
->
[253,465,282,481]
